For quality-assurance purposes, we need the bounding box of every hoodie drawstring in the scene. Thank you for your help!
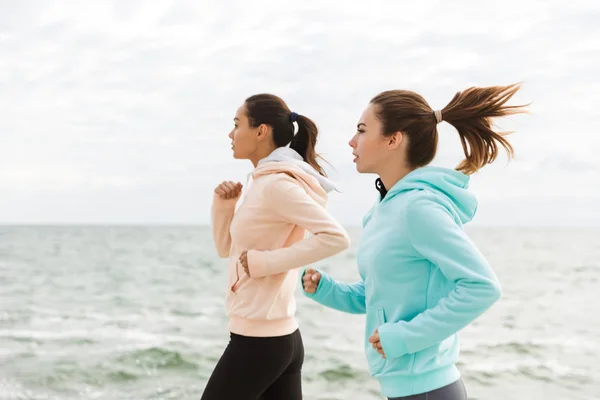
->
[375,178,388,199]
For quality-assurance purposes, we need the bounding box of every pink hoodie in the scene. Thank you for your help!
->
[211,160,350,337]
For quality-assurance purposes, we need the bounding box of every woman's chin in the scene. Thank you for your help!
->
[232,151,247,160]
[356,163,372,174]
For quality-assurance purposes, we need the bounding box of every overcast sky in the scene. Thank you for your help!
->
[1,0,599,227]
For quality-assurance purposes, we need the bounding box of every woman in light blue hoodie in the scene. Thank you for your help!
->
[301,84,528,399]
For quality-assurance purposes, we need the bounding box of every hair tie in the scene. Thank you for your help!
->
[433,110,443,124]
[289,112,298,123]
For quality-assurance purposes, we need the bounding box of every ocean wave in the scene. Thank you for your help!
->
[461,340,546,356]
[0,328,193,347]
[115,346,198,371]
[0,378,62,400]
[463,359,593,385]
[318,364,362,382]
[106,369,139,382]
[461,336,599,354]
[0,329,98,345]
[1,349,200,396]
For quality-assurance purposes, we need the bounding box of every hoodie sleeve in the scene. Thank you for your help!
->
[247,176,350,278]
[210,193,240,258]
[301,269,366,314]
[377,196,502,360]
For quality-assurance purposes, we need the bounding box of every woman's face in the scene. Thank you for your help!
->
[228,104,260,160]
[349,103,390,174]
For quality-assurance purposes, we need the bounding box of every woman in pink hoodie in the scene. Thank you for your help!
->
[201,94,351,400]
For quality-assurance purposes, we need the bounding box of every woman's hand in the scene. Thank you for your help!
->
[214,181,242,200]
[302,268,321,293]
[239,250,249,276]
[369,329,386,358]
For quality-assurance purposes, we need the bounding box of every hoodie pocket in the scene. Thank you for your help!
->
[230,260,241,294]
[365,307,387,376]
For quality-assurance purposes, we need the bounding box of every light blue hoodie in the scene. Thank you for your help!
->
[302,166,502,398]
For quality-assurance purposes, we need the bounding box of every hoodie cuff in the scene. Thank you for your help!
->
[378,322,410,359]
[247,250,269,278]
[301,268,333,299]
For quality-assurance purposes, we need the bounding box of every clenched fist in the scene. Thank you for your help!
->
[369,329,386,358]
[239,250,249,276]
[214,181,242,200]
[302,268,321,293]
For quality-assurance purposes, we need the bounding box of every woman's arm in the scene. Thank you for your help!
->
[302,269,366,314]
[210,193,240,258]
[378,197,502,359]
[247,175,350,277]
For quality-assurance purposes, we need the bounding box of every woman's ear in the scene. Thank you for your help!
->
[387,131,403,150]
[256,123,270,142]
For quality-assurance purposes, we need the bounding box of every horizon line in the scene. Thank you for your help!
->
[1,223,599,230]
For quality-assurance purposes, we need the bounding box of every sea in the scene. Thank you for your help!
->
[1,226,599,400]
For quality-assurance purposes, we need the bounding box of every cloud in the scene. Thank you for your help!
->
[1,0,599,225]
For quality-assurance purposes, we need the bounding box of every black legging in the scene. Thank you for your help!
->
[388,379,467,400]
[200,329,304,400]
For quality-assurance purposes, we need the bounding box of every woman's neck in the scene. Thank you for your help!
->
[377,164,414,193]
[249,145,277,168]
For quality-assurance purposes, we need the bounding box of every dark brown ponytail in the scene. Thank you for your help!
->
[441,83,527,174]
[370,83,529,175]
[290,114,325,176]
[244,94,326,176]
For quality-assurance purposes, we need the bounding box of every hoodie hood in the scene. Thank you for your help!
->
[255,147,338,193]
[384,166,477,223]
